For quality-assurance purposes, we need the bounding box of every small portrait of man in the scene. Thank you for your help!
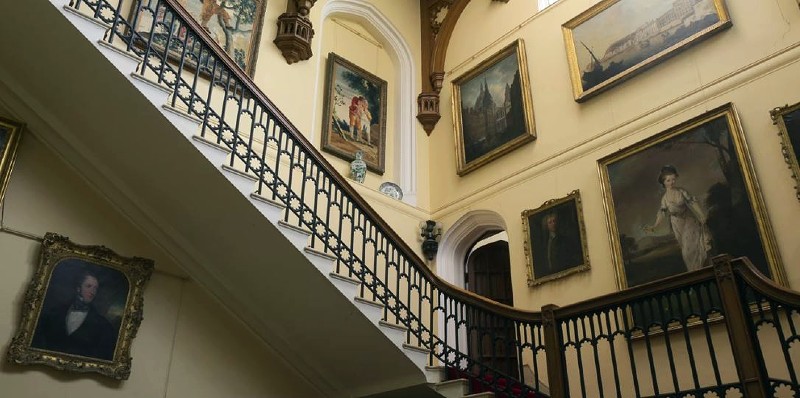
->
[524,192,589,284]
[30,259,129,361]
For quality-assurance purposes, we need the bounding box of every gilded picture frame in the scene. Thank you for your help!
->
[598,103,785,291]
[0,116,24,206]
[770,102,800,201]
[562,0,732,102]
[321,52,388,174]
[452,39,536,176]
[7,233,154,380]
[130,0,267,76]
[522,190,590,286]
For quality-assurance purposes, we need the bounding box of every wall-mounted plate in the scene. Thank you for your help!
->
[379,182,403,200]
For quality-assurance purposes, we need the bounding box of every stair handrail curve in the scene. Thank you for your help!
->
[58,2,800,396]
[67,0,546,396]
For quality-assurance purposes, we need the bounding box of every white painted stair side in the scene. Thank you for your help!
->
[56,2,475,394]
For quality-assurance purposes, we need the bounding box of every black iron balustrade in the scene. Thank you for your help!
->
[67,0,544,395]
[737,260,800,397]
[62,1,796,396]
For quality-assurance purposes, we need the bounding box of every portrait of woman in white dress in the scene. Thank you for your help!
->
[643,165,712,272]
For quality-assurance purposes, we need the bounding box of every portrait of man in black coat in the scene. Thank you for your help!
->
[31,265,124,361]
[531,209,584,279]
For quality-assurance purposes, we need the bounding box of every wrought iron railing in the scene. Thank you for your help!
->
[64,0,796,396]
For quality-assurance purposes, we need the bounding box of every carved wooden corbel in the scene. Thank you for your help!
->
[274,0,317,64]
[417,0,507,135]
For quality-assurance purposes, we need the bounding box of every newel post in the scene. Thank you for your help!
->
[542,304,567,398]
[712,255,769,397]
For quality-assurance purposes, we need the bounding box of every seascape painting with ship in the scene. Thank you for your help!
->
[565,0,730,100]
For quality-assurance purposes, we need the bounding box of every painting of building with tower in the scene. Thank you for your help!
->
[455,43,533,170]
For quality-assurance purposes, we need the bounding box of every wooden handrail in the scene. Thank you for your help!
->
[733,256,800,307]
[156,0,541,320]
[554,266,718,319]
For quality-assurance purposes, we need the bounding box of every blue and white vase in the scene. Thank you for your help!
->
[350,150,367,183]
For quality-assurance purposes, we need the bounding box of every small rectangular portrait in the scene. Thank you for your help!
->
[522,190,590,286]
[7,233,154,380]
[770,102,800,201]
[598,104,785,290]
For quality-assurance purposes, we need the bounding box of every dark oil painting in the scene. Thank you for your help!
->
[600,106,781,289]
[31,259,129,361]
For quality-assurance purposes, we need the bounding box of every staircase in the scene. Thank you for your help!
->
[6,1,800,398]
[0,0,540,396]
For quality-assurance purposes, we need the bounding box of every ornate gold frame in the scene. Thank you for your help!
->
[451,39,536,176]
[320,52,388,174]
[7,233,154,380]
[0,116,24,206]
[521,190,591,287]
[770,102,800,201]
[598,103,786,291]
[562,0,731,102]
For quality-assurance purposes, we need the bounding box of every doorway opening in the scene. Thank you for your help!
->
[464,231,517,377]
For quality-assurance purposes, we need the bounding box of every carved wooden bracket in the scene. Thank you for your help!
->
[417,92,441,136]
[417,0,506,135]
[274,0,317,64]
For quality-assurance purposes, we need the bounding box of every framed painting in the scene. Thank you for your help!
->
[452,39,536,176]
[770,102,800,201]
[562,0,731,102]
[598,103,785,290]
[321,52,388,174]
[522,190,590,286]
[7,233,154,379]
[0,116,24,206]
[131,0,266,76]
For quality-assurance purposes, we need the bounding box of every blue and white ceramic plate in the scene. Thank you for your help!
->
[378,182,403,200]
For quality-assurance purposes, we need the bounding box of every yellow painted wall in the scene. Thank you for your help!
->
[427,0,800,311]
[252,0,430,210]
[0,132,320,397]
[316,17,397,192]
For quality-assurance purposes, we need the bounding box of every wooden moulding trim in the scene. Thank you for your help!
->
[158,0,533,320]
[430,0,471,74]
[733,257,800,307]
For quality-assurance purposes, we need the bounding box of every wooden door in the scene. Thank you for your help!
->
[465,240,518,377]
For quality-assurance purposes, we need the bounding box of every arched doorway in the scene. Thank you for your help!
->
[465,233,517,376]
[437,211,517,376]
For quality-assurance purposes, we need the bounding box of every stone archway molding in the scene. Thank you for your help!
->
[435,209,507,363]
[316,0,417,205]
[436,209,508,289]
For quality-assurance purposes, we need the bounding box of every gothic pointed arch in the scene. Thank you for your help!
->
[316,0,418,204]
[436,210,508,288]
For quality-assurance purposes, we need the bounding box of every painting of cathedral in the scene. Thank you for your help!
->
[452,40,536,176]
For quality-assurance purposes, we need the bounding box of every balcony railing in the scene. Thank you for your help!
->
[65,0,796,396]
